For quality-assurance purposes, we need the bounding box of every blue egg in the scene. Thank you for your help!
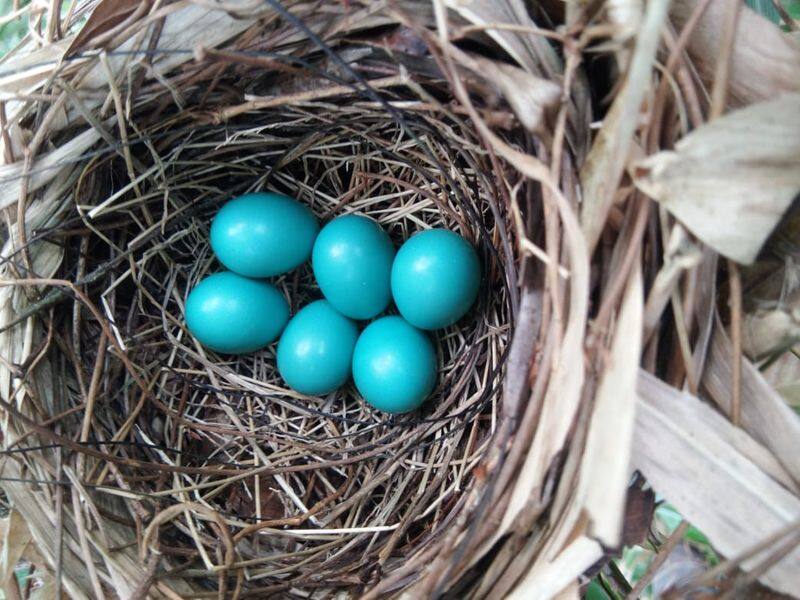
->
[312,215,395,320]
[391,229,480,330]
[185,271,289,354]
[277,300,359,395]
[210,192,318,277]
[352,316,437,413]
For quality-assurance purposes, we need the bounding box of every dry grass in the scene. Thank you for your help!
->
[0,0,797,598]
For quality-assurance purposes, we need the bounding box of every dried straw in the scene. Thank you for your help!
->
[0,0,797,598]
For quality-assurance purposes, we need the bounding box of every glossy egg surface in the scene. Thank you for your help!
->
[391,228,480,330]
[277,300,359,395]
[312,215,395,320]
[352,316,437,413]
[210,191,318,277]
[185,271,289,354]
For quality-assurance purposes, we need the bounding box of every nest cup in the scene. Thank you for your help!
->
[0,6,530,596]
[77,103,513,592]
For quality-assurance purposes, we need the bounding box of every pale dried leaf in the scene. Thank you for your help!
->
[634,371,800,596]
[448,50,561,132]
[579,266,643,546]
[633,93,800,265]
[670,0,800,106]
[0,510,31,590]
[0,39,75,94]
[643,225,702,339]
[444,0,591,157]
[444,0,561,76]
[743,308,800,360]
[580,0,671,252]
[507,536,603,599]
[703,316,800,485]
[762,350,800,408]
[554,582,580,600]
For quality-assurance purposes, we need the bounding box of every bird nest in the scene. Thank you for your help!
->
[1,3,526,597]
[2,0,799,599]
[66,101,514,589]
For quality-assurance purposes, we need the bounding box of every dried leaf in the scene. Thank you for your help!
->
[634,371,800,596]
[448,49,561,132]
[622,484,656,547]
[633,93,800,265]
[606,0,643,42]
[444,0,561,76]
[579,266,643,547]
[0,39,75,95]
[444,0,592,157]
[702,316,800,486]
[743,307,800,360]
[580,0,671,252]
[507,536,604,599]
[669,0,800,106]
[0,510,31,591]
[66,0,144,55]
[643,226,702,340]
[762,350,800,408]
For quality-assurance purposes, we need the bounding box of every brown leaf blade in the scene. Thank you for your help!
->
[66,0,143,55]
[634,93,800,265]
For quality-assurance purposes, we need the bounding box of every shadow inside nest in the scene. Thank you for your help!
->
[44,94,522,583]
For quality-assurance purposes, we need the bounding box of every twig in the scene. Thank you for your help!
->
[709,0,741,119]
[728,261,743,426]
[707,0,743,426]
[626,521,689,599]
[54,442,64,600]
[674,520,800,593]
[771,0,799,30]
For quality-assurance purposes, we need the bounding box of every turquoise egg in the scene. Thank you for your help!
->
[210,191,318,277]
[277,300,359,395]
[352,316,437,413]
[391,229,480,330]
[312,215,395,320]
[185,271,289,354]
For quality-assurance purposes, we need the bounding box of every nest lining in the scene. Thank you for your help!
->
[48,92,520,589]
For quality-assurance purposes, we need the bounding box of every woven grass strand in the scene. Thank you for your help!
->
[1,0,798,598]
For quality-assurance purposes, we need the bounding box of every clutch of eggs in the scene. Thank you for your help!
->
[185,192,481,413]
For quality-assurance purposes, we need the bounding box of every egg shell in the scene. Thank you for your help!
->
[312,215,395,320]
[352,316,437,414]
[277,300,359,395]
[210,191,318,278]
[391,228,480,330]
[185,271,289,354]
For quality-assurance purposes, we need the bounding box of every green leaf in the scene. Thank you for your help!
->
[786,0,800,18]
[585,580,613,600]
[655,503,682,533]
[747,0,782,22]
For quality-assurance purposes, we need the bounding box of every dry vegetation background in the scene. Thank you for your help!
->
[0,0,797,599]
